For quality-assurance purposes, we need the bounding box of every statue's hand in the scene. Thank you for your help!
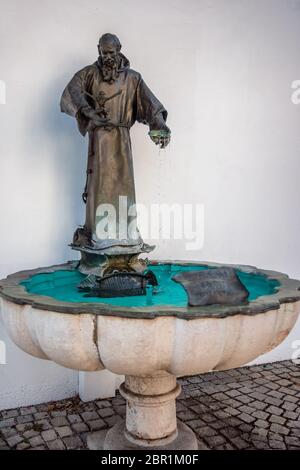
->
[149,130,171,149]
[81,107,109,127]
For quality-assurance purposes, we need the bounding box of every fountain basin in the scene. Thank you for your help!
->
[1,260,299,449]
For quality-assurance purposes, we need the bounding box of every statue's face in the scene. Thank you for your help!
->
[98,39,120,82]
[98,42,118,65]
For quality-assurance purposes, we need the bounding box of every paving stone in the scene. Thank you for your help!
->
[235,395,254,404]
[268,431,284,441]
[254,386,269,394]
[291,428,300,437]
[276,379,292,387]
[252,439,270,450]
[97,408,114,420]
[81,411,99,421]
[224,398,241,408]
[46,439,66,450]
[190,404,209,414]
[238,423,254,433]
[114,405,126,416]
[51,410,67,417]
[68,413,82,424]
[250,400,268,411]
[209,420,227,430]
[214,410,231,420]
[20,406,37,416]
[200,413,216,423]
[212,392,228,401]
[285,436,300,447]
[225,390,240,398]
[104,415,123,427]
[230,436,249,449]
[63,435,84,450]
[197,439,209,450]
[34,419,51,430]
[17,415,33,424]
[15,423,31,432]
[249,392,267,401]
[252,427,268,437]
[239,405,256,415]
[283,411,298,420]
[266,405,283,416]
[0,427,17,438]
[205,435,226,447]
[269,415,286,425]
[286,419,300,429]
[72,422,89,433]
[51,416,69,427]
[252,410,269,420]
[87,419,106,431]
[41,429,57,441]
[285,395,298,403]
[35,403,50,412]
[279,387,297,396]
[34,412,49,420]
[266,390,283,399]
[23,429,39,439]
[269,440,286,449]
[16,442,30,450]
[29,436,44,447]
[55,426,73,438]
[282,402,297,412]
[223,416,242,427]
[0,418,16,429]
[188,376,203,384]
[177,410,198,422]
[254,419,269,429]
[196,426,218,438]
[264,396,282,407]
[109,398,124,406]
[239,413,256,424]
[6,434,23,448]
[1,410,19,419]
[270,423,289,436]
[220,427,240,438]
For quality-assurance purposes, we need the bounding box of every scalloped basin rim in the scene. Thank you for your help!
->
[1,260,300,319]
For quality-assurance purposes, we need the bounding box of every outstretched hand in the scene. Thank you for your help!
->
[149,130,171,149]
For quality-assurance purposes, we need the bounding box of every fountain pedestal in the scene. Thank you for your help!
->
[88,372,198,450]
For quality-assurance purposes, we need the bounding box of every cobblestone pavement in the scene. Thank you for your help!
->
[0,360,300,450]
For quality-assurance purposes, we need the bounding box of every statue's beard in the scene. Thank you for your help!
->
[101,56,119,83]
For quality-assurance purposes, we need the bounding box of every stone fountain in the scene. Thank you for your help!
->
[1,34,300,450]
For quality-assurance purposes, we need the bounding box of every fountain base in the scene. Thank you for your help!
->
[88,421,198,450]
[88,372,198,450]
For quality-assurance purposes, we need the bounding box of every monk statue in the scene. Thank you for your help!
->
[60,33,170,278]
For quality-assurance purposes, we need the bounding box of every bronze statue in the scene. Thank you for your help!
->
[60,33,170,279]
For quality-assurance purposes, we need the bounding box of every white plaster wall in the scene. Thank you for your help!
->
[0,0,300,409]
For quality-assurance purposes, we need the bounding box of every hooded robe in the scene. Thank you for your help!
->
[60,54,169,254]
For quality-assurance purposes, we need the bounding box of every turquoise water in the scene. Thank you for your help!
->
[21,264,279,308]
